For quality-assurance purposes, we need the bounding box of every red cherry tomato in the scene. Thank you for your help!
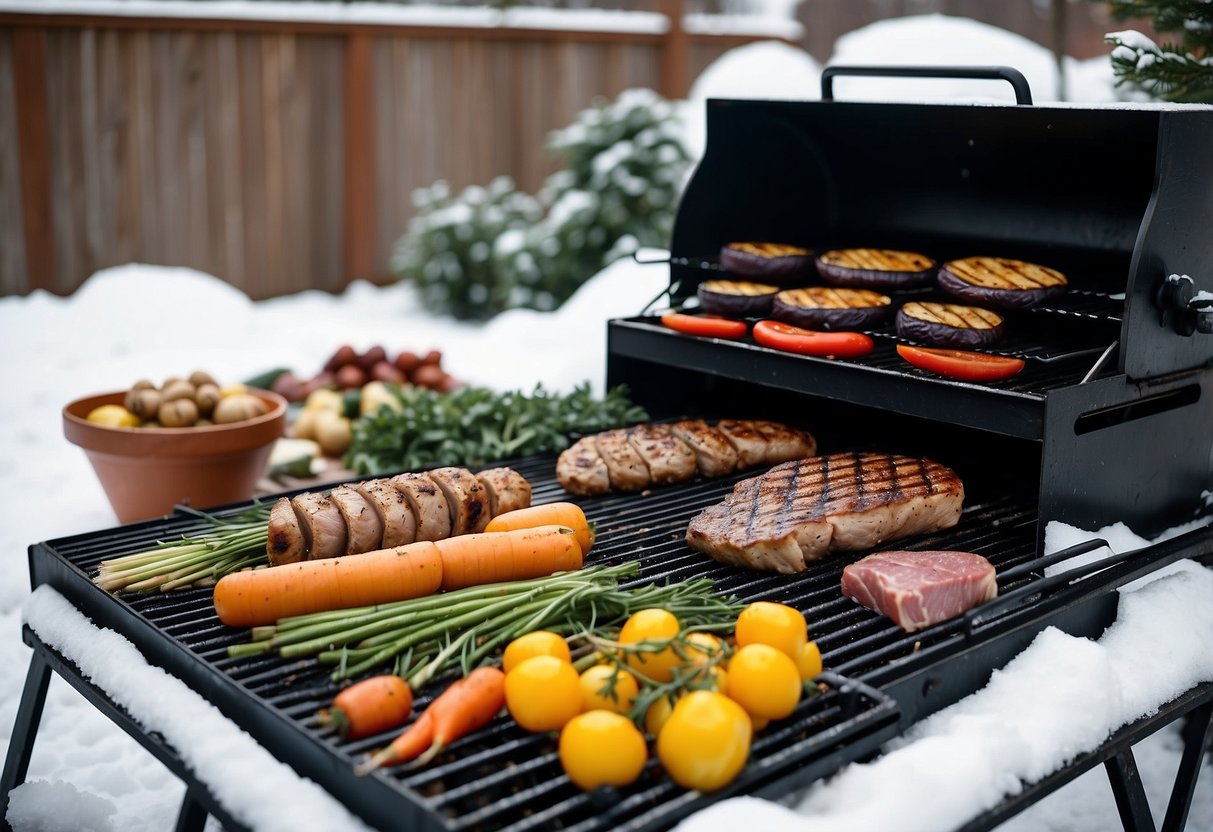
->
[661,313,748,339]
[751,320,875,359]
[896,344,1025,381]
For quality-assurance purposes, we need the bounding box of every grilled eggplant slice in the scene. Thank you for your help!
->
[697,279,780,317]
[719,242,814,280]
[770,287,892,331]
[896,301,1005,348]
[815,248,936,290]
[937,256,1068,309]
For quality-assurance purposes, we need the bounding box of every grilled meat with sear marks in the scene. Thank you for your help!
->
[267,497,306,566]
[627,424,698,485]
[429,467,492,534]
[329,485,384,555]
[595,428,652,492]
[669,419,740,477]
[686,453,965,574]
[390,472,452,542]
[355,479,417,548]
[477,467,533,516]
[555,437,611,497]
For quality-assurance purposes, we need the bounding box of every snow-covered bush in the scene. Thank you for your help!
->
[390,177,542,321]
[395,89,689,320]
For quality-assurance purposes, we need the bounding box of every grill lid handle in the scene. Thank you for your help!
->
[821,65,1034,105]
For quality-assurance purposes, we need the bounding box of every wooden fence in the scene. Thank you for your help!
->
[0,7,793,299]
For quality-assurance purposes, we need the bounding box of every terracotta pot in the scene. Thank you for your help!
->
[63,389,288,523]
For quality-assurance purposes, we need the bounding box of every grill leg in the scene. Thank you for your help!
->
[174,786,210,832]
[1105,748,1157,832]
[1161,701,1213,832]
[0,650,52,832]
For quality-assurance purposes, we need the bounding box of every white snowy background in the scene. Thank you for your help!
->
[2,7,1212,832]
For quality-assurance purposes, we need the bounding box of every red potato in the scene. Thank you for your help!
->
[394,351,422,376]
[325,345,358,373]
[357,345,388,372]
[421,350,443,367]
[371,361,406,384]
[411,364,446,389]
[335,364,369,390]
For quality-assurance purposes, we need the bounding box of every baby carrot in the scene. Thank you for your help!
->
[483,502,595,557]
[316,675,413,740]
[212,541,443,629]
[356,666,505,774]
[435,525,584,592]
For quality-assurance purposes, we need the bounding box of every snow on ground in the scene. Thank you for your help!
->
[3,13,1213,832]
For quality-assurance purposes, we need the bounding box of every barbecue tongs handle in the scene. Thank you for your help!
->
[821,65,1034,106]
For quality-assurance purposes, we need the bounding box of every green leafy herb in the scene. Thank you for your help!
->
[343,383,648,475]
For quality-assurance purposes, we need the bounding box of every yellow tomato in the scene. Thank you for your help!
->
[682,632,725,666]
[502,631,572,674]
[734,602,808,659]
[86,404,141,428]
[725,643,801,720]
[796,641,823,681]
[579,665,639,714]
[505,655,582,732]
[618,609,681,683]
[644,694,677,736]
[559,710,648,791]
[657,691,752,791]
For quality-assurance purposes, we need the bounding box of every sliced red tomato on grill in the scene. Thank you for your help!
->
[660,312,749,339]
[752,320,875,359]
[896,344,1025,381]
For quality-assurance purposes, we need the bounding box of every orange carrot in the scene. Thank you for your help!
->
[356,666,505,774]
[212,541,443,628]
[316,675,414,740]
[483,502,595,556]
[435,525,584,592]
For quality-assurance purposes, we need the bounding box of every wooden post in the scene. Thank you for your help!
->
[12,27,56,293]
[342,32,376,286]
[659,0,687,100]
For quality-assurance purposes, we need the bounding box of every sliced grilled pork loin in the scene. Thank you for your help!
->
[716,419,816,468]
[669,419,740,477]
[595,429,652,492]
[329,485,384,555]
[555,436,611,497]
[267,497,307,566]
[477,467,533,516]
[841,550,996,632]
[627,424,698,485]
[290,492,348,560]
[390,472,452,542]
[428,467,492,534]
[685,453,965,574]
[355,479,417,548]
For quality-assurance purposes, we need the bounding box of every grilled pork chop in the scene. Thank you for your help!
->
[329,485,384,555]
[841,550,996,632]
[555,437,611,497]
[355,479,417,548]
[429,467,491,534]
[685,453,965,574]
[390,473,452,541]
[291,492,348,560]
[716,419,816,468]
[267,497,306,566]
[477,467,533,516]
[595,429,651,492]
[627,424,698,485]
[669,419,739,477]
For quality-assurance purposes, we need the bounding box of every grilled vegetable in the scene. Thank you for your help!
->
[815,248,936,290]
[436,525,583,592]
[770,287,892,330]
[484,502,594,557]
[316,675,414,740]
[896,345,1025,381]
[696,279,780,317]
[752,320,875,358]
[895,301,1005,348]
[937,256,1068,309]
[660,312,748,340]
[356,666,506,773]
[719,242,814,279]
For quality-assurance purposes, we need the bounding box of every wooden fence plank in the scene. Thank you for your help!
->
[0,30,29,293]
[11,27,55,292]
[343,31,375,285]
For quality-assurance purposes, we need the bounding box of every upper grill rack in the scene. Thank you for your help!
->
[30,451,1138,832]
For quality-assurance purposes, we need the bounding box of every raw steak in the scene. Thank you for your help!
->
[841,549,997,632]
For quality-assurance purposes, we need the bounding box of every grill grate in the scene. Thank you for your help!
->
[36,454,1062,831]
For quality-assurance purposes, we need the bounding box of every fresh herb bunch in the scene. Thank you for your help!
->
[343,383,648,474]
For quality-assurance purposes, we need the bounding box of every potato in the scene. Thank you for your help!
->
[159,398,199,428]
[161,380,196,403]
[411,364,446,389]
[213,393,267,425]
[356,345,388,372]
[334,364,368,390]
[188,370,218,388]
[292,407,321,441]
[360,381,402,416]
[125,388,162,421]
[313,410,353,456]
[324,345,358,372]
[304,388,344,414]
[194,383,222,417]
